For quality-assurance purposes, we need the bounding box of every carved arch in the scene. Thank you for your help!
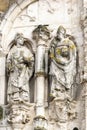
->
[0,0,38,50]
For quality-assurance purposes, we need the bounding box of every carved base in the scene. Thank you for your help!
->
[49,98,77,124]
[7,101,35,129]
[11,124,24,130]
[34,116,48,130]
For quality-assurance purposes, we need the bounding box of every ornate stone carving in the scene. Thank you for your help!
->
[67,100,77,120]
[49,25,77,101]
[6,33,35,129]
[49,98,77,129]
[6,33,34,103]
[48,26,77,126]
[34,116,48,130]
[7,101,34,125]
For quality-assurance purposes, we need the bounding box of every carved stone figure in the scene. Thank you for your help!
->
[6,33,34,103]
[49,26,77,125]
[49,26,77,101]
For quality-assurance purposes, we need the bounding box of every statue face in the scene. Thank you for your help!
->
[57,26,66,39]
[57,31,65,39]
[15,33,24,45]
[16,36,24,45]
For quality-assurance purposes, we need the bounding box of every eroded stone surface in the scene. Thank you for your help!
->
[0,0,85,130]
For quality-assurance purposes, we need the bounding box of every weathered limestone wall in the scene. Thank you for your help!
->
[0,0,85,130]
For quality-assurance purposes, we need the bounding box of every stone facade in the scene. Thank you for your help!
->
[0,0,86,130]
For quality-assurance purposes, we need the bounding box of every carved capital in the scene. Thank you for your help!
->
[32,25,50,43]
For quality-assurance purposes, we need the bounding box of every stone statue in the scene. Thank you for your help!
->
[49,26,77,101]
[6,33,34,103]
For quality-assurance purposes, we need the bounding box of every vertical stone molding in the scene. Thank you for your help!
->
[32,25,50,130]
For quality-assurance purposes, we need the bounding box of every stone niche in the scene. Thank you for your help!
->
[0,0,85,130]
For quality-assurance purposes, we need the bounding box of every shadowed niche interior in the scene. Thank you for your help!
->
[73,127,79,130]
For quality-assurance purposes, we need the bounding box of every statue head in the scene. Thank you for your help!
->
[15,33,24,46]
[57,26,66,39]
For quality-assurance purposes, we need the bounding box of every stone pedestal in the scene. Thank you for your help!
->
[34,116,48,130]
[7,101,35,130]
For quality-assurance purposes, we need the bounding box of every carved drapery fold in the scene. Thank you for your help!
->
[49,26,77,128]
[49,26,77,101]
[6,33,35,129]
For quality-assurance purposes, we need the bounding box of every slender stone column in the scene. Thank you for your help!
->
[33,25,50,130]
[35,41,46,117]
